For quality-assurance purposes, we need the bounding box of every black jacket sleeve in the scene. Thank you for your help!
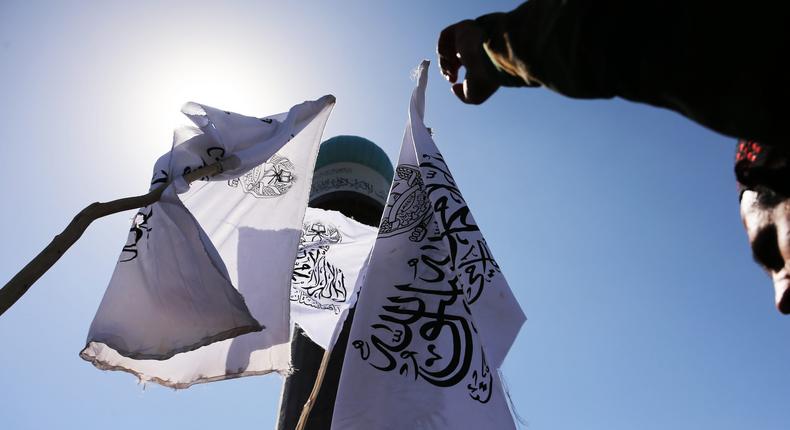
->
[476,0,789,145]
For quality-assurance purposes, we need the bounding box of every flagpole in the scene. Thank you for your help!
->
[295,347,333,430]
[0,161,226,317]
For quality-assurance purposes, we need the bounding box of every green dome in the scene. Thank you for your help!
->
[314,135,394,181]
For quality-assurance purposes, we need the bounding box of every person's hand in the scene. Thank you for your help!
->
[437,20,502,104]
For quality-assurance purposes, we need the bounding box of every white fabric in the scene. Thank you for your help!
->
[81,96,335,388]
[172,96,336,191]
[79,185,261,360]
[290,207,377,349]
[331,61,525,429]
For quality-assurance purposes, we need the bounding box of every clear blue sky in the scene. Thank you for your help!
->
[1,1,787,429]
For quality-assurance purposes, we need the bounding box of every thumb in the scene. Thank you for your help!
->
[453,78,499,105]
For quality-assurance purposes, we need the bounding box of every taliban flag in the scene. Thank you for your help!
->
[331,61,525,429]
[81,95,335,388]
[290,207,377,349]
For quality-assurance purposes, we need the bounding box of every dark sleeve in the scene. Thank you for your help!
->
[476,0,789,145]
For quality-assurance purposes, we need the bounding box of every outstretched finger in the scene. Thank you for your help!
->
[438,21,468,83]
[452,28,500,104]
[453,78,498,105]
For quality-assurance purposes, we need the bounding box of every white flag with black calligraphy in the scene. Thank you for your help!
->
[81,95,335,388]
[290,207,377,349]
[331,61,525,429]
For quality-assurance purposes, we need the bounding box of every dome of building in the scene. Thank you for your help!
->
[309,135,394,227]
[314,135,394,181]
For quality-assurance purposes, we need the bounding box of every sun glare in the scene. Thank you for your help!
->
[121,43,294,162]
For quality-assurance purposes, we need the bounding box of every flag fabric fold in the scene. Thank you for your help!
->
[81,95,335,387]
[290,207,377,349]
[331,61,525,429]
[79,184,262,361]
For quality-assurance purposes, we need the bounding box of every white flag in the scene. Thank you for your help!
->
[81,95,335,388]
[290,207,377,349]
[331,61,525,429]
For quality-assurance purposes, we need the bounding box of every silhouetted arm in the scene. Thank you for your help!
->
[438,0,789,144]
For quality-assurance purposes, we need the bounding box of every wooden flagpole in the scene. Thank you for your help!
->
[295,347,334,430]
[0,161,225,317]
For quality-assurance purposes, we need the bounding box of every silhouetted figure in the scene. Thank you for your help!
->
[438,0,789,145]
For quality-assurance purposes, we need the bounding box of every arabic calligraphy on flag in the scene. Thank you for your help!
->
[331,61,525,429]
[81,96,335,388]
[290,207,377,349]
